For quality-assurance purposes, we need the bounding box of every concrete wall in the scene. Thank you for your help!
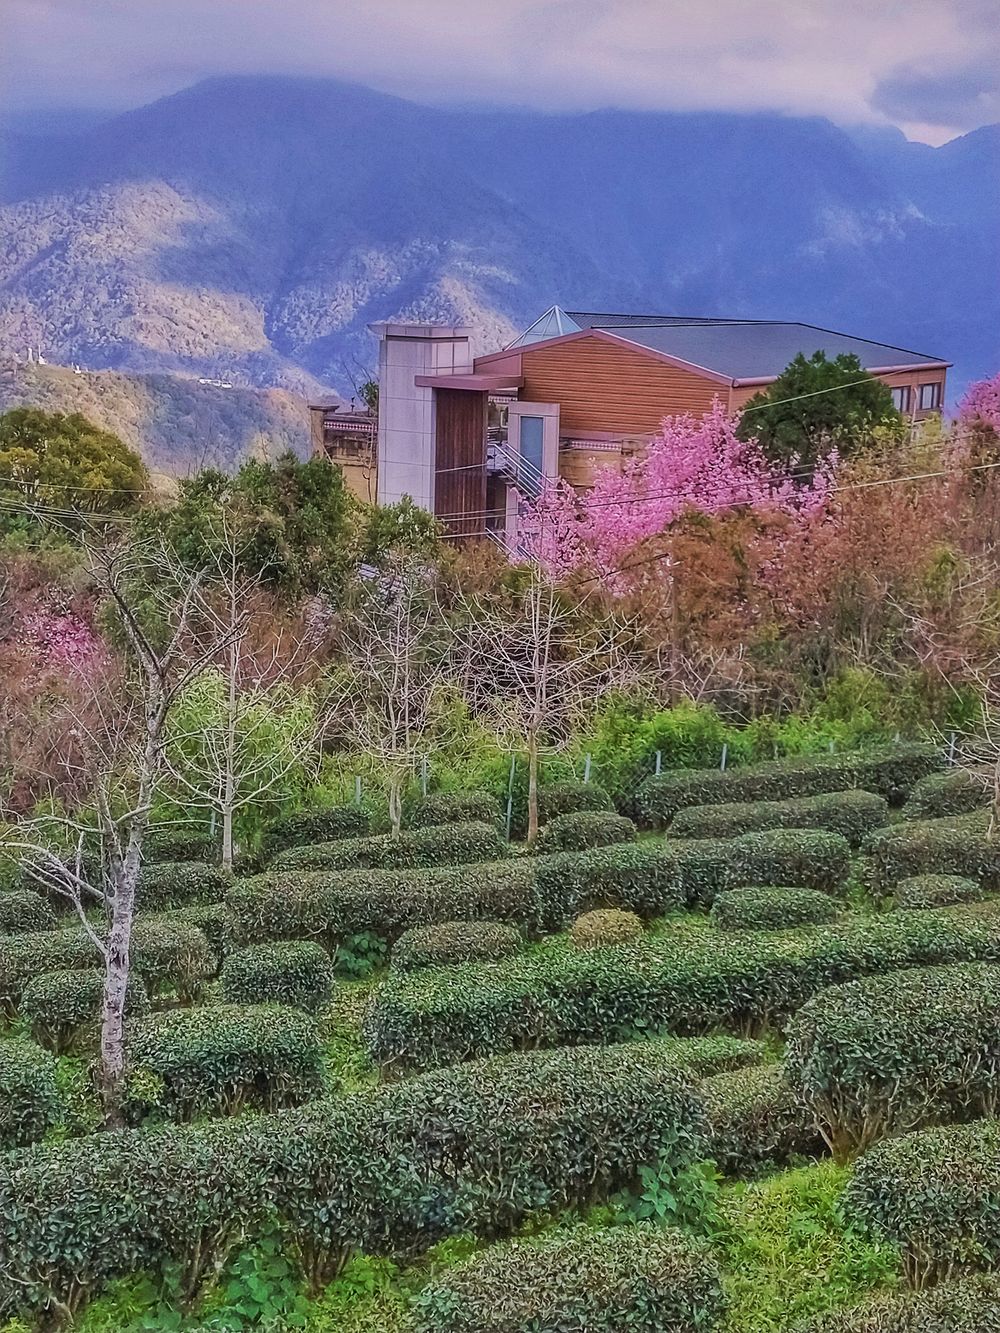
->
[371,323,474,509]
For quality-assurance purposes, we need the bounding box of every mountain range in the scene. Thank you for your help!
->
[0,76,997,471]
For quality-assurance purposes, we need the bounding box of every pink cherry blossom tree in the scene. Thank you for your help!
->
[524,399,833,586]
[957,371,1000,437]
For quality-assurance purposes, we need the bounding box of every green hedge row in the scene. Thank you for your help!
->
[0,1042,707,1323]
[539,781,614,822]
[411,1224,725,1333]
[797,1277,1000,1331]
[710,887,840,932]
[901,768,992,821]
[220,941,332,1012]
[702,1064,822,1173]
[258,804,370,861]
[21,969,150,1054]
[863,812,1000,894]
[671,789,889,847]
[144,827,218,864]
[535,809,636,853]
[673,828,851,907]
[228,841,683,949]
[635,743,941,828]
[126,1004,326,1122]
[137,861,232,911]
[407,791,500,829]
[392,922,524,972]
[785,963,1000,1160]
[0,889,56,934]
[0,1038,60,1150]
[893,874,984,911]
[363,908,1000,1073]
[845,1119,1000,1288]
[267,820,509,873]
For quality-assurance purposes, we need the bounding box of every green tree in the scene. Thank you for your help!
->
[0,408,149,519]
[737,352,902,471]
[362,495,440,567]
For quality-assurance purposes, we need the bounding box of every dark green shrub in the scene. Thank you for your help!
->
[411,1224,725,1333]
[711,887,840,932]
[267,821,508,872]
[902,768,992,821]
[0,889,56,934]
[786,963,1000,1159]
[893,874,984,910]
[0,1038,60,1148]
[392,921,524,972]
[158,901,234,958]
[702,1064,822,1173]
[220,942,332,1012]
[408,791,500,829]
[535,809,636,853]
[569,907,644,950]
[21,969,150,1054]
[673,829,851,907]
[672,790,889,847]
[364,908,1000,1073]
[228,841,683,950]
[126,1004,325,1121]
[539,781,613,822]
[863,812,1000,894]
[144,827,218,864]
[137,861,232,910]
[797,1276,1000,1331]
[0,928,101,1011]
[844,1119,1000,1288]
[132,918,216,1002]
[259,804,370,861]
[636,743,942,828]
[637,1034,766,1078]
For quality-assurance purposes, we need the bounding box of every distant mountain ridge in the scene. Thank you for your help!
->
[0,76,996,474]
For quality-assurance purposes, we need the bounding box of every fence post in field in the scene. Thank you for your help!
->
[720,743,728,772]
[583,753,592,783]
[354,775,362,806]
[505,754,516,841]
[655,750,662,775]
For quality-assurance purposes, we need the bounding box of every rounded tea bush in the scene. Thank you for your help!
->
[21,969,151,1054]
[538,781,613,823]
[892,874,984,910]
[392,921,524,972]
[569,907,644,950]
[0,1037,60,1148]
[797,1275,1000,1331]
[710,886,840,932]
[901,768,992,821]
[535,810,636,854]
[220,941,333,1012]
[0,890,56,934]
[408,790,500,829]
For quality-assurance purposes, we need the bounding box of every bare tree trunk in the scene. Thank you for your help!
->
[526,730,540,846]
[221,800,235,871]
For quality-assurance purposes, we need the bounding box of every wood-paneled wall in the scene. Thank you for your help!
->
[520,333,723,434]
[434,388,487,535]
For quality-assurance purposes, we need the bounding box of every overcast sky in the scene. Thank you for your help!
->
[4,0,998,144]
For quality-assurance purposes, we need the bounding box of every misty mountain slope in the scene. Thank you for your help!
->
[0,74,996,432]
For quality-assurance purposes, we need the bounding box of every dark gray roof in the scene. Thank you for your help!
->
[563,312,947,381]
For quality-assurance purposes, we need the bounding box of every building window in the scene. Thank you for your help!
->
[919,382,942,411]
[890,386,910,413]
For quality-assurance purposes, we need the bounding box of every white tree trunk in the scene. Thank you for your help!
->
[526,731,540,847]
[388,767,404,840]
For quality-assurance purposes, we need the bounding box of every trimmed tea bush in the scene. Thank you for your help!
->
[158,902,234,958]
[21,969,151,1054]
[126,1004,325,1120]
[672,789,888,846]
[702,1064,822,1173]
[144,827,218,864]
[902,767,992,821]
[674,829,851,906]
[893,874,984,910]
[844,1119,1000,1287]
[711,887,840,932]
[132,918,216,1002]
[267,821,508,873]
[259,804,370,860]
[411,1224,725,1333]
[0,1038,60,1148]
[535,809,636,853]
[364,908,1000,1073]
[785,963,1000,1159]
[137,861,231,911]
[392,921,524,972]
[640,1034,767,1078]
[863,812,1000,894]
[538,781,614,822]
[0,889,56,934]
[637,743,941,828]
[0,928,103,1011]
[229,841,683,949]
[798,1276,1000,1331]
[570,907,644,950]
[408,791,500,829]
[220,942,332,1012]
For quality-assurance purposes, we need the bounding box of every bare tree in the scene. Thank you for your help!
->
[325,563,454,837]
[455,565,637,844]
[1,535,242,1122]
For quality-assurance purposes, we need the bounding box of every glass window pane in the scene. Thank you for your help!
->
[520,415,544,473]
